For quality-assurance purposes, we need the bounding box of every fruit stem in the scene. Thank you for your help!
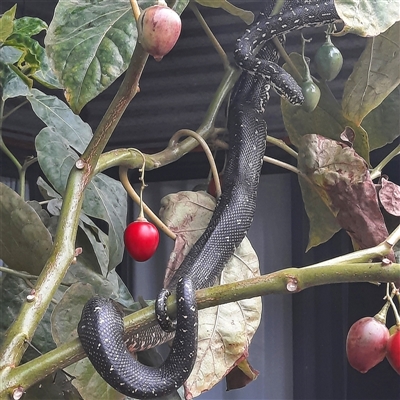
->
[129,0,141,21]
[169,129,222,198]
[272,37,303,83]
[119,164,176,240]
[386,283,400,325]
[189,3,230,69]
[374,297,390,325]
[300,32,312,83]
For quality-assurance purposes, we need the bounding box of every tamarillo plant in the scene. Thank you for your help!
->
[0,0,399,398]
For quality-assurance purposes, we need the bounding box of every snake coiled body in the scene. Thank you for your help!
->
[78,1,340,398]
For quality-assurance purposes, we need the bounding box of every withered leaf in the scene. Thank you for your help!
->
[298,134,392,258]
[379,177,400,216]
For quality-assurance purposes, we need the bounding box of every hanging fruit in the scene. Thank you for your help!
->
[386,326,400,375]
[315,32,343,81]
[123,151,160,262]
[137,2,182,61]
[124,218,159,262]
[299,33,321,113]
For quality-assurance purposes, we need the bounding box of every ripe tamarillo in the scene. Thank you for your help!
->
[138,5,182,61]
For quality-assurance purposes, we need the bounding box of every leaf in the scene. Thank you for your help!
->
[195,0,254,24]
[0,274,56,356]
[28,89,93,152]
[342,22,400,126]
[0,5,16,43]
[0,182,53,275]
[35,125,127,272]
[159,191,262,397]
[361,86,400,150]
[379,177,400,217]
[298,176,341,250]
[0,60,30,100]
[51,279,135,400]
[23,372,81,400]
[44,0,190,112]
[335,0,400,36]
[281,53,370,162]
[160,191,217,286]
[13,17,48,37]
[36,179,111,277]
[44,0,137,113]
[298,134,393,258]
[225,359,259,391]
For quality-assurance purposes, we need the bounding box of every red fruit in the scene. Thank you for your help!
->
[346,316,390,373]
[137,5,181,61]
[386,327,400,375]
[124,219,159,262]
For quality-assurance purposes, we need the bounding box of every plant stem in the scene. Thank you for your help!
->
[95,64,240,173]
[190,3,230,69]
[266,136,298,158]
[0,100,29,121]
[4,261,399,395]
[370,144,400,180]
[0,267,38,280]
[170,129,222,198]
[119,165,176,239]
[0,43,149,389]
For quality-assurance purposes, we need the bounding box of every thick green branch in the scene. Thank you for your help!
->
[3,261,399,396]
[0,44,149,387]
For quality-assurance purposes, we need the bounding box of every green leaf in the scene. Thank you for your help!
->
[0,45,22,64]
[28,89,93,152]
[361,86,400,150]
[44,0,137,113]
[0,60,30,100]
[335,0,400,36]
[44,0,190,112]
[298,176,341,250]
[0,182,53,276]
[342,22,400,126]
[281,53,370,162]
[195,0,254,24]
[172,0,191,15]
[0,5,16,43]
[13,16,48,37]
[3,34,62,89]
[0,274,56,355]
[35,127,127,272]
[51,279,134,400]
[23,372,81,400]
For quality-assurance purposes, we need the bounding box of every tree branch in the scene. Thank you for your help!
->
[3,259,399,396]
[0,43,149,384]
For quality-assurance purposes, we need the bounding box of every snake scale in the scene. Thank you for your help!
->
[78,1,339,398]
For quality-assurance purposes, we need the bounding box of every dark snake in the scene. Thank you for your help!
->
[78,1,340,398]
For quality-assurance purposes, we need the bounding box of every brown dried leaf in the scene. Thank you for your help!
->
[226,359,259,391]
[379,177,400,216]
[159,191,216,287]
[298,134,392,258]
[159,191,262,399]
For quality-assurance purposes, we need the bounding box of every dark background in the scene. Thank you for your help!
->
[1,1,399,399]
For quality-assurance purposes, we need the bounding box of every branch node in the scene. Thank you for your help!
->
[13,386,24,400]
[75,159,85,170]
[26,289,36,303]
[286,277,299,292]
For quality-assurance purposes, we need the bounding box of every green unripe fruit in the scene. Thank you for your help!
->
[315,35,343,81]
[300,79,321,113]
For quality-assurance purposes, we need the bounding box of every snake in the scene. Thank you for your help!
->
[78,1,340,398]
